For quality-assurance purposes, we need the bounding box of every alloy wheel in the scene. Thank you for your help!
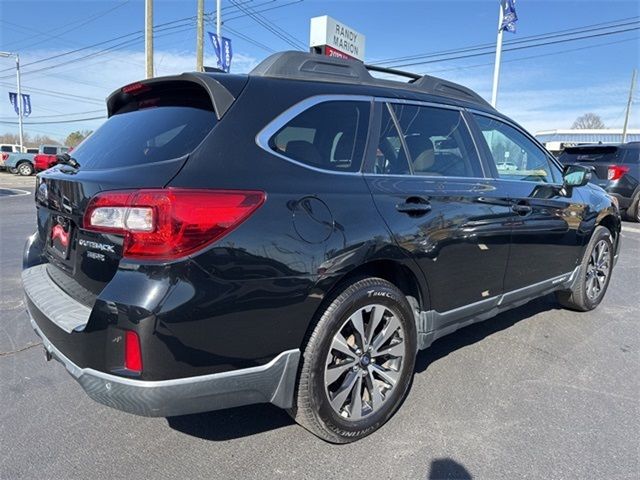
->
[585,239,610,300]
[324,304,406,421]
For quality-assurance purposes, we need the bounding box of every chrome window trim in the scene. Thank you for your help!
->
[255,94,373,177]
[373,97,465,111]
[255,94,493,178]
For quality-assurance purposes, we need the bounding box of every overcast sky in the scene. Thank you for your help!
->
[0,0,638,141]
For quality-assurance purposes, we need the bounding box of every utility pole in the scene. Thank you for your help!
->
[490,1,504,108]
[0,51,24,152]
[145,0,154,78]
[622,69,637,144]
[196,0,204,72]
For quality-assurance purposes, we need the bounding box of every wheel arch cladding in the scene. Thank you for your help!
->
[301,259,426,349]
[598,214,620,241]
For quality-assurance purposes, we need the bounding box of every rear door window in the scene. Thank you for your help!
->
[70,83,217,170]
[391,104,482,177]
[269,101,370,172]
[42,146,57,155]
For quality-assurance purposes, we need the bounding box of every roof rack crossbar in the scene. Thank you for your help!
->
[363,64,421,81]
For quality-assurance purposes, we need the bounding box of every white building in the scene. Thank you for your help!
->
[535,129,640,155]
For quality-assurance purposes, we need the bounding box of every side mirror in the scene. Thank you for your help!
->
[563,164,591,187]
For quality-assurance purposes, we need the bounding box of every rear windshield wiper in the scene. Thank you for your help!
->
[56,153,81,169]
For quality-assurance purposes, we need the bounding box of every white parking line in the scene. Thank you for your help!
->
[0,188,31,198]
[622,225,640,234]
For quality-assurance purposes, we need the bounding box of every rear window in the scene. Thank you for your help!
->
[1,146,12,152]
[269,101,370,172]
[623,147,639,164]
[70,83,216,170]
[558,146,620,164]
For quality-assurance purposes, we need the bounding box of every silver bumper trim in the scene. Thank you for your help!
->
[31,316,301,417]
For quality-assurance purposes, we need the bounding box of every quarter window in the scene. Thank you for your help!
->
[269,101,370,172]
[474,114,560,183]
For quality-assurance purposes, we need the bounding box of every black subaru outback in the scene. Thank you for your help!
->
[23,51,621,443]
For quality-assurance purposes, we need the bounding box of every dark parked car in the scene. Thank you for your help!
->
[558,143,640,222]
[23,52,621,443]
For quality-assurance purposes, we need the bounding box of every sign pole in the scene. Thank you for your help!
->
[216,0,222,43]
[490,1,504,108]
[16,54,24,153]
[622,69,637,144]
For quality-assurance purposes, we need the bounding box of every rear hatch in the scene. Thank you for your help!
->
[557,145,622,187]
[36,75,244,306]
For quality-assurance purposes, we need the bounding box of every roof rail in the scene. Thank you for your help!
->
[249,51,491,108]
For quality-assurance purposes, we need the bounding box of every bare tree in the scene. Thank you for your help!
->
[572,113,605,129]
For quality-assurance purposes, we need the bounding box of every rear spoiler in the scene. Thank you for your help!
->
[106,72,238,120]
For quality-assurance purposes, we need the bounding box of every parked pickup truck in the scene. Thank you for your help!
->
[0,144,69,176]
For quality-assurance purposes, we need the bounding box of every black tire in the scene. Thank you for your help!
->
[8,167,17,174]
[16,161,34,176]
[555,226,614,311]
[626,193,640,223]
[290,277,417,443]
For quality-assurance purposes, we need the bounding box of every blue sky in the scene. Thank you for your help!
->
[0,0,638,141]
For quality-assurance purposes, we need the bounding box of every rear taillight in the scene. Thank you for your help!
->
[83,189,265,260]
[607,165,629,181]
[124,330,142,373]
[1,153,8,161]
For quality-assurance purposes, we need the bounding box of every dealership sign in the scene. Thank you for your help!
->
[309,16,365,61]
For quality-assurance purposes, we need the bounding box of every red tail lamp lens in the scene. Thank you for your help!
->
[607,165,629,181]
[124,330,142,373]
[83,189,265,261]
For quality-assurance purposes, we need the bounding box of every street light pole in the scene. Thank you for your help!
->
[0,51,24,152]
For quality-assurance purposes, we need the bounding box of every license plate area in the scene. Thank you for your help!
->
[48,214,74,260]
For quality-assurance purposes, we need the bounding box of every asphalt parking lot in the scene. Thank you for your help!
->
[0,172,638,480]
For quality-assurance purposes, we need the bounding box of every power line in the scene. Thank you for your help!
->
[389,26,640,69]
[421,36,639,76]
[1,1,132,51]
[0,116,106,125]
[229,0,304,50]
[0,82,105,104]
[372,15,640,66]
[0,110,105,121]
[222,24,277,53]
[0,0,304,81]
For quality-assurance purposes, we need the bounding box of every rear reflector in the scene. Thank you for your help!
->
[124,330,142,373]
[607,165,629,181]
[83,189,265,261]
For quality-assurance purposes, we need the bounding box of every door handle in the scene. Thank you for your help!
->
[396,197,432,215]
[511,203,532,215]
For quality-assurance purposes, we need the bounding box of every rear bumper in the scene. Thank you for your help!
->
[30,315,300,417]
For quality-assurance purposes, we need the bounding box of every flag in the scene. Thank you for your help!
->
[500,0,518,33]
[21,94,31,117]
[208,32,233,72]
[8,92,18,115]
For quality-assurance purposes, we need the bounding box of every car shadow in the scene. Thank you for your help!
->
[414,293,560,374]
[427,458,473,479]
[166,403,295,441]
[167,294,561,442]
